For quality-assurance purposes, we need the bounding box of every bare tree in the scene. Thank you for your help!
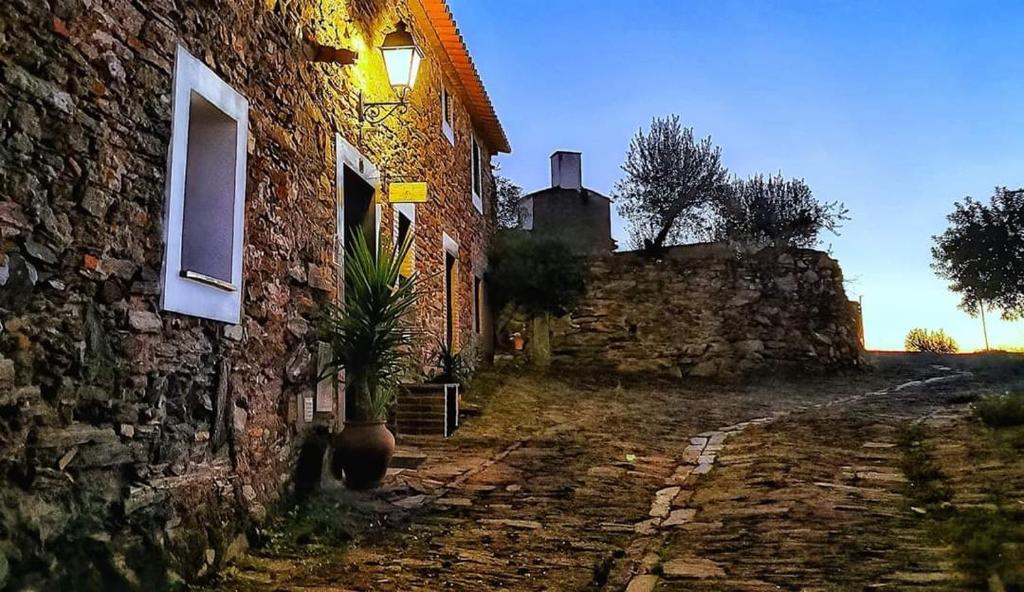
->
[615,115,729,251]
[711,173,848,248]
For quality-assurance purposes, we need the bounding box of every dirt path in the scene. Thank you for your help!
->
[210,354,1023,591]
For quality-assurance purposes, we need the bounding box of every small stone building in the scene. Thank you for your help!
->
[518,151,616,254]
[0,0,507,587]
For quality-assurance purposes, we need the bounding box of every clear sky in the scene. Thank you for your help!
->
[447,0,1024,351]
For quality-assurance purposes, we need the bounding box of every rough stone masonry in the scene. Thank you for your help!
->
[0,0,501,588]
[550,243,865,377]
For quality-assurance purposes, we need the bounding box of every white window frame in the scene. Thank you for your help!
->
[441,84,454,146]
[442,232,459,259]
[160,45,249,324]
[335,133,381,304]
[470,135,483,214]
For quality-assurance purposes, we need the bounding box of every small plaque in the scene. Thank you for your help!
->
[389,182,428,203]
[316,342,335,413]
[303,395,314,423]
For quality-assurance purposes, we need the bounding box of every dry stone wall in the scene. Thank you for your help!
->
[0,0,496,588]
[550,244,865,378]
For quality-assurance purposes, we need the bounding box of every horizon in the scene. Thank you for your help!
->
[449,0,1024,352]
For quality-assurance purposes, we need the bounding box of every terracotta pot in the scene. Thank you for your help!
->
[331,421,395,490]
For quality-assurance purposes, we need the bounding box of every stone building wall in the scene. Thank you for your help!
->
[0,0,499,587]
[520,188,615,254]
[550,244,865,377]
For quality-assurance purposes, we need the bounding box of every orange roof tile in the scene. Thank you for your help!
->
[420,0,511,153]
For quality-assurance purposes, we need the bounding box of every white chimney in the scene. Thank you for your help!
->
[550,151,582,190]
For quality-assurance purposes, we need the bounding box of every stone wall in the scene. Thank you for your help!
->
[550,244,865,377]
[0,0,498,587]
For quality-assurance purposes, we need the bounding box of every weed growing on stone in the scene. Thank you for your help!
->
[974,391,1024,428]
[935,507,1024,590]
[261,493,379,554]
[897,423,952,507]
[899,420,1024,590]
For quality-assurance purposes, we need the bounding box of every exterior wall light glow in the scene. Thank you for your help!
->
[360,20,424,125]
[380,20,422,89]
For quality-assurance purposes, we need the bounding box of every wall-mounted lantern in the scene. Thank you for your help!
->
[359,20,423,125]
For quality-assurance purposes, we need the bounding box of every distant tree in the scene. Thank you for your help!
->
[931,188,1024,321]
[486,231,586,317]
[710,173,849,248]
[904,328,959,354]
[615,115,729,252]
[494,168,523,229]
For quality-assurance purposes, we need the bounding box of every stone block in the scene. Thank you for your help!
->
[0,358,15,390]
[661,556,726,579]
[128,310,162,333]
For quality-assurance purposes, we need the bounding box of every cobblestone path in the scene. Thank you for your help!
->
[214,354,1023,591]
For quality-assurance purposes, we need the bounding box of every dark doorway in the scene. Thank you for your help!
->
[445,251,456,347]
[396,211,412,251]
[342,166,375,256]
[473,276,482,334]
[294,427,329,499]
[341,166,376,417]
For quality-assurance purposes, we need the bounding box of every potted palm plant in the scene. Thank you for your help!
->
[319,231,417,490]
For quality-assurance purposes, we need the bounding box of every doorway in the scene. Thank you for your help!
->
[342,166,376,257]
[445,251,456,347]
[333,134,380,424]
[442,233,459,350]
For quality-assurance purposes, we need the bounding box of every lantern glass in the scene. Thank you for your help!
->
[382,46,422,89]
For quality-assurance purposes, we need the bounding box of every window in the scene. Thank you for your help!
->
[441,85,454,145]
[161,45,249,324]
[393,203,415,279]
[470,135,483,213]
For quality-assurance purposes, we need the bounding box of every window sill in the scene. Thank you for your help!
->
[181,269,237,292]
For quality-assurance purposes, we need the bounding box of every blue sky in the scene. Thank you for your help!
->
[448,0,1024,351]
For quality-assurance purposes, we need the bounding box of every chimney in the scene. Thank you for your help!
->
[550,151,582,190]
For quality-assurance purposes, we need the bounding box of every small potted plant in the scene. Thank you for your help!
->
[319,232,417,490]
[433,338,473,385]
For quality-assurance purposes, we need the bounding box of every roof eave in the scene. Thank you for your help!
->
[420,0,511,154]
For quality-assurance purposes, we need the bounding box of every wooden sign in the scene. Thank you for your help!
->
[389,182,428,203]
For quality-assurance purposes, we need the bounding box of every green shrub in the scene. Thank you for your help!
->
[432,339,475,385]
[974,392,1024,428]
[486,231,587,317]
[937,507,1024,588]
[318,232,418,421]
[904,328,959,353]
[264,493,376,552]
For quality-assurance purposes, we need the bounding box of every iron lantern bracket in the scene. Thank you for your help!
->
[358,90,410,125]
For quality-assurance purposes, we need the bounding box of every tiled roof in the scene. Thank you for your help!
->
[421,0,511,153]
